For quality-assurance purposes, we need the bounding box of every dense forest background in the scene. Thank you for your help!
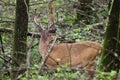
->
[0,0,120,80]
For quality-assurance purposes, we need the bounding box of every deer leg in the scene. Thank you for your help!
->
[86,61,96,80]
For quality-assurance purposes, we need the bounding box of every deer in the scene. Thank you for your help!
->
[33,15,101,80]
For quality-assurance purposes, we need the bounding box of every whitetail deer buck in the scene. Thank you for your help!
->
[34,16,101,80]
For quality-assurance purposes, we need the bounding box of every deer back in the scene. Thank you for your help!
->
[39,34,101,68]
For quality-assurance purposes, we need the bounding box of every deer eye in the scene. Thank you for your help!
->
[48,29,56,33]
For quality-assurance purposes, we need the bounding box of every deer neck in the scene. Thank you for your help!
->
[39,39,49,57]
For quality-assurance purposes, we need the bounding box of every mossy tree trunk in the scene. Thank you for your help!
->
[12,0,29,79]
[100,0,120,72]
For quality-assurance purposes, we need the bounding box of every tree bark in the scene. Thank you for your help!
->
[12,0,29,79]
[100,0,120,72]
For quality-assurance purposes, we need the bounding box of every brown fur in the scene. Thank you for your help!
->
[39,30,101,80]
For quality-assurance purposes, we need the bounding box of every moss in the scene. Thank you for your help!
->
[99,0,120,72]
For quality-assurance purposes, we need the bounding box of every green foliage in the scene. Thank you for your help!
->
[1,0,118,80]
[96,70,117,80]
[37,76,49,80]
[65,26,99,42]
[56,67,79,80]
[0,74,10,80]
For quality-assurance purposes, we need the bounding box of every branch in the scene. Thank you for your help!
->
[0,27,13,33]
[0,27,40,38]
[87,22,105,28]
[29,1,47,6]
[0,20,15,23]
[0,67,27,75]
[0,27,75,42]
[0,34,4,53]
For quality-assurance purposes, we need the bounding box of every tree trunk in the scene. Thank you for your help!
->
[100,0,120,72]
[12,0,29,79]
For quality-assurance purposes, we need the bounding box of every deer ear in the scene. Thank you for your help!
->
[48,28,56,33]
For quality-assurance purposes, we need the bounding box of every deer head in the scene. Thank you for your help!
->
[33,14,56,56]
[34,14,101,80]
